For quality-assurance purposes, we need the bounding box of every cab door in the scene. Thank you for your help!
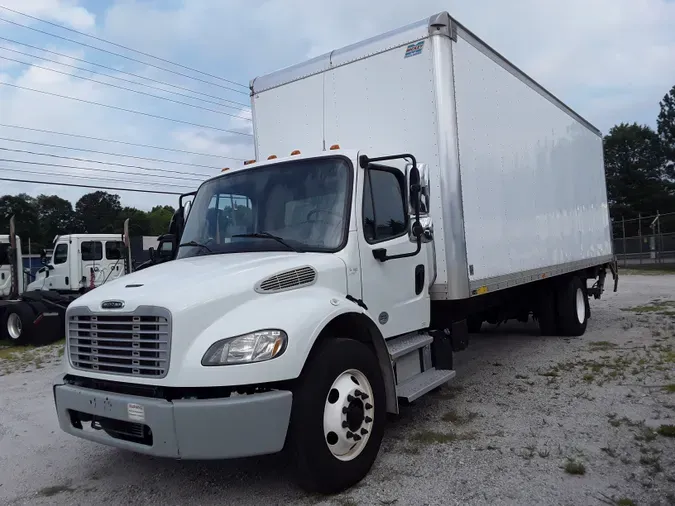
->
[43,239,71,291]
[79,239,104,288]
[356,159,432,338]
[103,240,126,283]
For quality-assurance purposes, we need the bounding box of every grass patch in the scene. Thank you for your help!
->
[588,341,618,350]
[564,458,586,475]
[621,300,675,314]
[663,384,675,393]
[615,499,636,506]
[410,429,477,445]
[657,424,675,437]
[441,409,478,425]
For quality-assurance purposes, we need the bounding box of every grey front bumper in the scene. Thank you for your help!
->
[53,379,293,459]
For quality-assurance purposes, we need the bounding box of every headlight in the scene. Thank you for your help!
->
[201,329,287,366]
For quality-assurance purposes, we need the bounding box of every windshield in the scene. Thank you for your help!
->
[177,156,352,258]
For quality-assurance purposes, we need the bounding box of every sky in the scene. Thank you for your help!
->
[1,0,675,211]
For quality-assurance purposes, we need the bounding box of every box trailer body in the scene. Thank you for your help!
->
[53,12,618,495]
[251,12,614,302]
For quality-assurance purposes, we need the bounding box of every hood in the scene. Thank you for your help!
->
[71,252,348,314]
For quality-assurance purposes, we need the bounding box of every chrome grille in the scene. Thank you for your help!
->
[68,308,171,378]
[255,266,317,293]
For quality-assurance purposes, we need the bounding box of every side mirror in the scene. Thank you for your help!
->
[148,247,156,261]
[407,165,421,215]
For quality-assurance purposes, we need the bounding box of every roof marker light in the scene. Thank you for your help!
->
[330,144,340,150]
[267,155,277,160]
[290,150,301,155]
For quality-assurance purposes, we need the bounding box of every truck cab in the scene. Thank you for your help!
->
[28,234,127,293]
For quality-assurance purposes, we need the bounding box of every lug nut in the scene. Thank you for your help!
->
[361,393,369,400]
[365,416,372,423]
[342,407,348,414]
[365,403,373,410]
[360,428,368,435]
[353,434,362,441]
[342,421,348,428]
[354,389,363,397]
[347,394,354,402]
[346,431,353,439]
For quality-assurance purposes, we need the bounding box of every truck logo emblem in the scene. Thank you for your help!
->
[404,40,424,59]
[378,312,389,325]
[101,300,125,309]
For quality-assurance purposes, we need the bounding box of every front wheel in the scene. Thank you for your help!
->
[288,338,386,494]
[1,303,36,345]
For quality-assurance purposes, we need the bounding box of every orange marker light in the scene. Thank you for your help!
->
[221,167,230,172]
[290,150,301,155]
[243,159,256,165]
[267,155,277,160]
[329,144,340,150]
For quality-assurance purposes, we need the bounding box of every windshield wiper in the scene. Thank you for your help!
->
[232,232,302,252]
[178,240,213,254]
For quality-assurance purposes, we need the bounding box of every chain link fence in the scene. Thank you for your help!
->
[612,212,675,267]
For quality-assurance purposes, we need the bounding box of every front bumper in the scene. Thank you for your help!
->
[53,377,293,459]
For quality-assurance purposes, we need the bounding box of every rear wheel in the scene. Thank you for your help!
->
[556,276,588,337]
[288,338,386,494]
[1,303,36,345]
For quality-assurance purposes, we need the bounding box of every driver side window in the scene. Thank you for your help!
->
[363,167,407,243]
[53,243,68,265]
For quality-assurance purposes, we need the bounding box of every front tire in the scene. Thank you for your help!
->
[288,338,386,494]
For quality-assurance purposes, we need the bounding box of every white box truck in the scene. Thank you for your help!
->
[53,12,618,494]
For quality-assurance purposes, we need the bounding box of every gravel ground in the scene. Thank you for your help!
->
[1,274,674,506]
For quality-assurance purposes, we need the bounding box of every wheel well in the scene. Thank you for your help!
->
[305,312,399,414]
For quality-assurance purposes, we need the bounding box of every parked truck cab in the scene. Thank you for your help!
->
[53,11,617,494]
[29,234,127,293]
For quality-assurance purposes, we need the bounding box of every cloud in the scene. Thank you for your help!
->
[1,0,674,214]
[0,0,95,30]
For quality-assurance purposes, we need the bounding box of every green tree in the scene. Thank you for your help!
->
[117,207,151,236]
[36,194,76,244]
[657,84,675,174]
[603,123,674,218]
[0,193,41,251]
[75,191,122,233]
[148,205,175,235]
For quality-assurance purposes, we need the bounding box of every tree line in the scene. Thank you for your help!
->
[0,190,175,251]
[2,85,675,251]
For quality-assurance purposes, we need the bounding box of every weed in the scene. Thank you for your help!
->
[564,458,586,475]
[634,427,658,442]
[583,374,595,382]
[538,448,550,458]
[600,446,618,458]
[609,419,622,428]
[615,499,636,506]
[622,301,675,314]
[663,384,675,393]
[515,374,529,380]
[657,424,675,437]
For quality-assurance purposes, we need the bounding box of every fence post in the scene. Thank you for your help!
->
[622,216,627,268]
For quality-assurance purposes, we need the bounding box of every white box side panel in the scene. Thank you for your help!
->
[252,73,325,159]
[323,40,449,286]
[452,36,612,284]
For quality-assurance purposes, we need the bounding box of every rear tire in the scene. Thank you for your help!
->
[556,276,588,337]
[288,338,386,494]
[1,303,36,346]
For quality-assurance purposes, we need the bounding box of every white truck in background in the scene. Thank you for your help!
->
[1,218,133,344]
[53,12,618,494]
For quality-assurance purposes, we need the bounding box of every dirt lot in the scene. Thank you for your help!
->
[1,273,674,506]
